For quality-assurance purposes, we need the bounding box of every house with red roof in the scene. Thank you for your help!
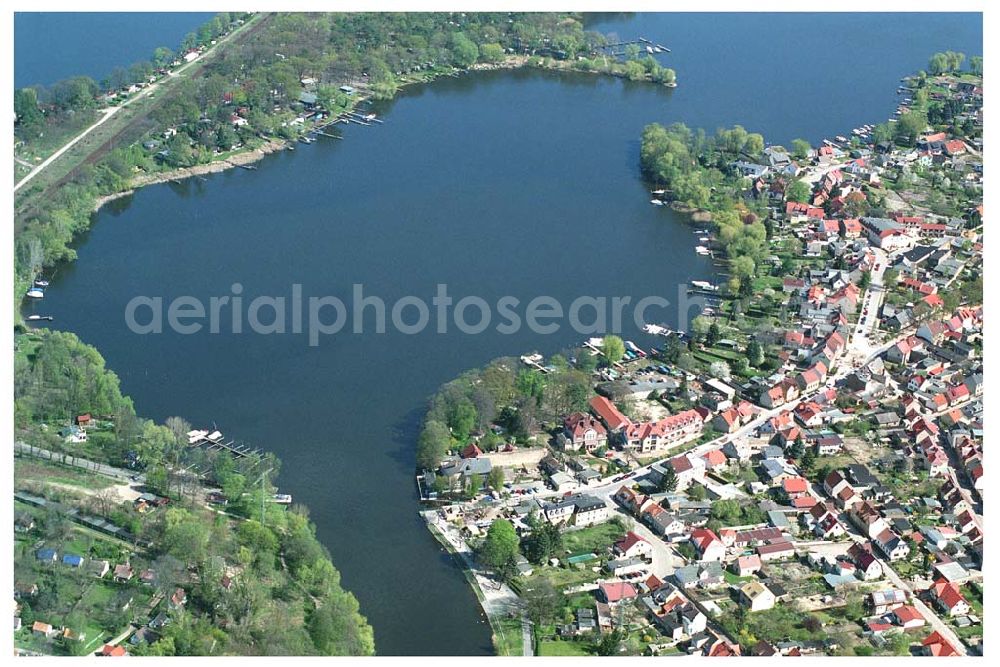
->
[460,443,483,459]
[711,407,742,434]
[613,531,653,561]
[796,361,828,392]
[929,580,971,617]
[891,604,925,629]
[599,581,638,604]
[921,631,959,656]
[794,401,824,428]
[806,503,844,539]
[589,396,630,431]
[561,412,608,453]
[101,644,128,657]
[840,217,862,238]
[781,476,809,501]
[943,139,966,156]
[733,554,762,577]
[702,449,728,469]
[689,528,726,562]
[622,410,704,453]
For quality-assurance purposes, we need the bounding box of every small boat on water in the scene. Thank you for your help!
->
[698,236,710,242]
[272,493,293,505]
[34,279,49,287]
[693,229,708,235]
[695,246,711,255]
[650,199,664,206]
[651,189,666,195]
[26,288,44,299]
[835,135,848,143]
[26,315,53,321]
[691,280,719,291]
[643,323,672,336]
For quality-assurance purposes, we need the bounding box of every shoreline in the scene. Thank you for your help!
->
[424,513,525,656]
[92,139,288,213]
[87,54,676,218]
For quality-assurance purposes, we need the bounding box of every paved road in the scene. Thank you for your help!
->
[841,523,967,655]
[15,441,145,484]
[621,510,684,578]
[13,18,257,194]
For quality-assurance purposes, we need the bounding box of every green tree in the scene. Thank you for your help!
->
[478,519,519,576]
[706,322,722,347]
[480,43,504,63]
[787,179,811,203]
[791,138,812,160]
[601,335,625,365]
[487,467,505,491]
[657,466,678,493]
[14,88,45,137]
[521,515,563,564]
[524,577,561,625]
[416,420,452,470]
[596,629,625,655]
[451,33,479,67]
[895,110,928,145]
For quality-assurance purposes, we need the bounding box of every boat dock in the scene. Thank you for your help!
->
[597,37,671,56]
[519,353,552,374]
[187,428,263,460]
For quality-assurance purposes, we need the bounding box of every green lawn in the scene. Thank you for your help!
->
[562,522,625,557]
[493,615,524,656]
[538,638,593,656]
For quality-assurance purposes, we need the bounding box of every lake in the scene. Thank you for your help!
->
[15,12,214,88]
[20,12,981,656]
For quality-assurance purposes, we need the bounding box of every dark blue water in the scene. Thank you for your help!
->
[586,12,982,145]
[20,12,981,656]
[14,12,214,88]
